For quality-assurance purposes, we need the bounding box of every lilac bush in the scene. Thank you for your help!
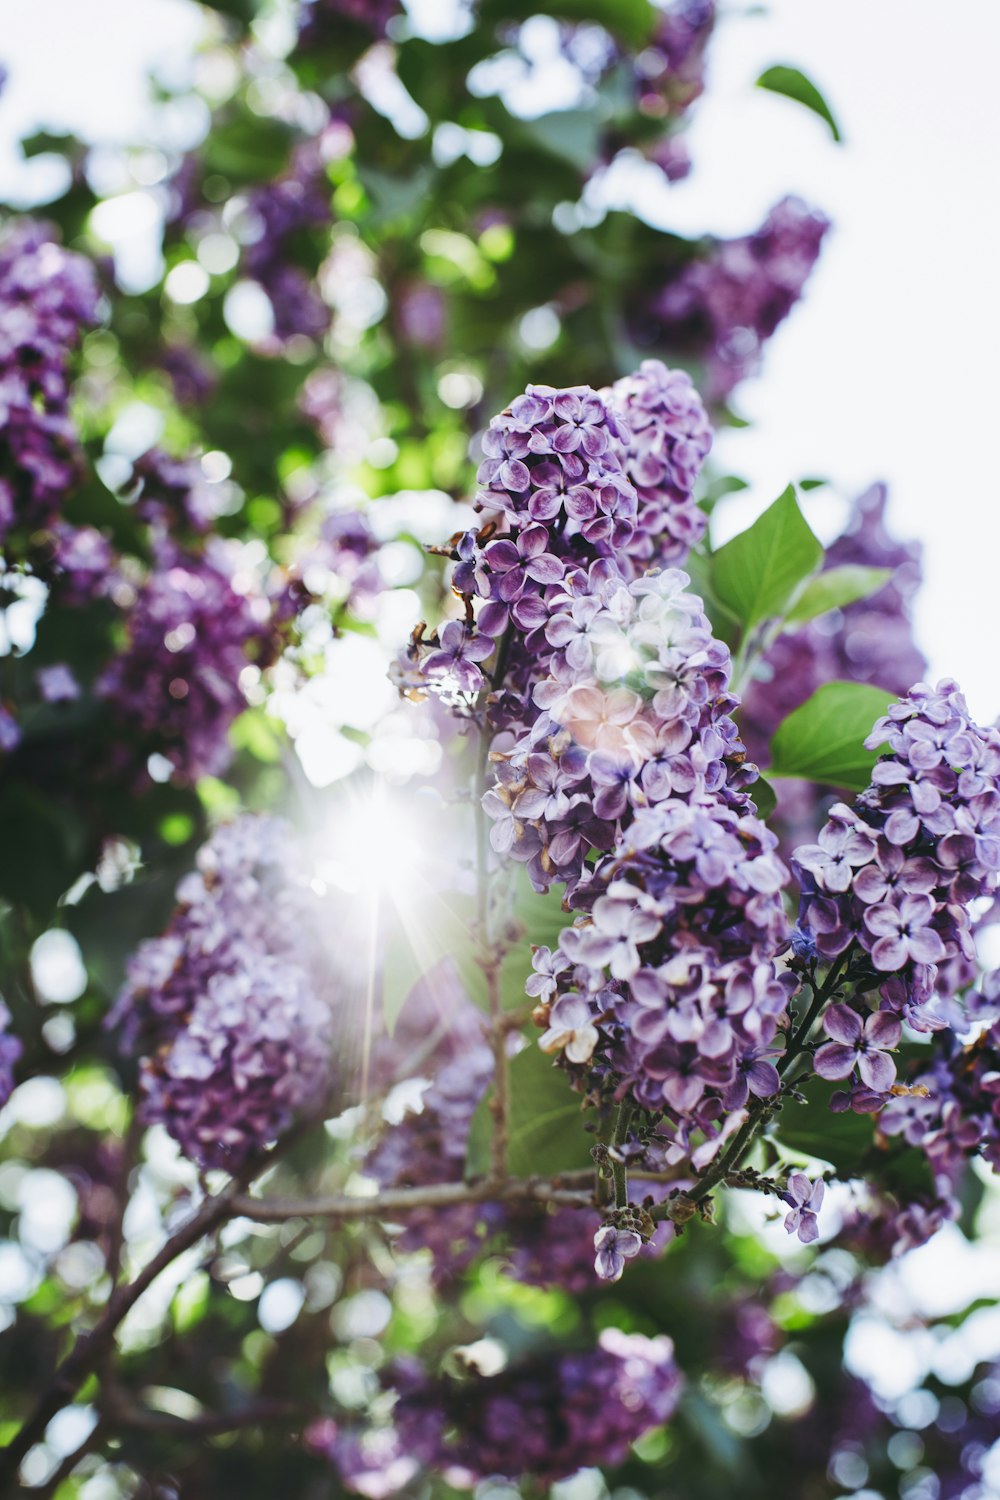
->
[321,1330,682,1488]
[96,539,284,783]
[0,219,100,545]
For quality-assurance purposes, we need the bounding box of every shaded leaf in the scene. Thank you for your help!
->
[466,1042,594,1179]
[769,681,893,791]
[785,565,892,625]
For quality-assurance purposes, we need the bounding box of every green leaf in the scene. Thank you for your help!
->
[776,1086,872,1175]
[756,65,842,142]
[711,485,823,632]
[748,775,777,820]
[517,111,603,174]
[778,1083,932,1196]
[785,565,892,625]
[466,1043,594,1179]
[381,893,483,1033]
[769,681,894,791]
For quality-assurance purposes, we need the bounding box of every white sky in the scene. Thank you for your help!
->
[1,0,999,715]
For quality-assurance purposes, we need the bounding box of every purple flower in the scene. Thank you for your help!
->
[421,620,495,696]
[0,220,100,547]
[609,359,713,568]
[782,1172,825,1244]
[814,1004,901,1092]
[863,892,945,970]
[593,1223,643,1281]
[36,663,80,704]
[97,537,285,784]
[0,1000,21,1109]
[644,196,829,401]
[539,994,600,1063]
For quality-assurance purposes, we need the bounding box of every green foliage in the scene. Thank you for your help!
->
[769,680,894,790]
[711,486,823,632]
[467,1042,595,1178]
[756,65,843,142]
[784,564,892,625]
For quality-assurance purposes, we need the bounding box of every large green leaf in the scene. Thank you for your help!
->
[381,891,483,1032]
[785,565,892,625]
[711,486,823,632]
[756,65,842,143]
[466,1042,594,1179]
[778,1084,932,1196]
[769,681,894,791]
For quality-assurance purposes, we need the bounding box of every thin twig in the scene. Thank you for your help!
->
[0,1120,312,1490]
[231,1177,595,1222]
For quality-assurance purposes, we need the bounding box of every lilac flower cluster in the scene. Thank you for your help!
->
[537,796,792,1143]
[393,383,637,710]
[129,448,227,535]
[243,141,331,343]
[321,508,385,615]
[486,566,750,901]
[0,220,100,545]
[794,681,1000,1048]
[112,816,336,1170]
[608,359,713,566]
[323,1330,682,1490]
[634,0,715,120]
[96,539,282,783]
[647,196,829,400]
[741,483,926,787]
[881,1020,1000,1198]
[0,1000,21,1110]
[395,373,714,731]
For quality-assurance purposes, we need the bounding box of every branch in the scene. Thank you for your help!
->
[0,1180,244,1487]
[0,1116,315,1490]
[231,1176,596,1222]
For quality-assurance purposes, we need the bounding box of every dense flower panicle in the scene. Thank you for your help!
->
[741,483,926,770]
[536,795,792,1136]
[129,449,228,534]
[485,566,752,901]
[327,1331,682,1489]
[793,680,1000,1041]
[140,956,333,1172]
[96,540,282,783]
[0,220,100,543]
[0,1000,21,1109]
[647,196,829,400]
[608,359,712,567]
[393,381,639,710]
[112,816,338,1168]
[881,1020,1000,1192]
[48,522,116,605]
[394,372,715,723]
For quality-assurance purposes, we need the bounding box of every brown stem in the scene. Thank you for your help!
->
[231,1176,595,1222]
